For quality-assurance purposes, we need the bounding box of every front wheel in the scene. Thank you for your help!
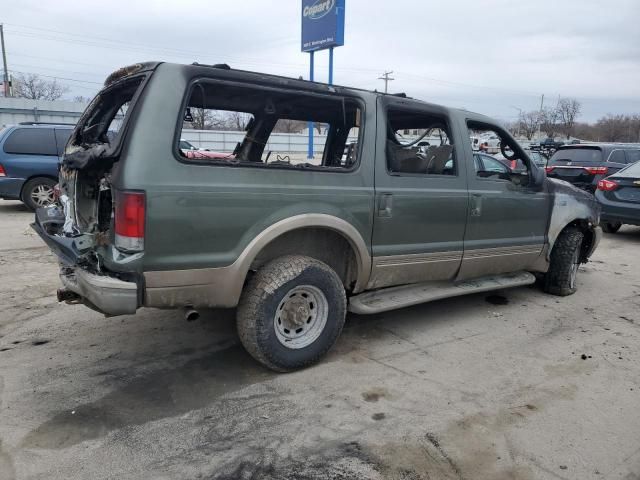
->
[21,177,56,211]
[602,222,622,234]
[544,227,584,296]
[237,255,346,372]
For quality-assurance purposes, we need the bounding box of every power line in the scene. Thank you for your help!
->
[378,70,394,93]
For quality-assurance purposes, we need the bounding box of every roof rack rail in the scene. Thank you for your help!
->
[18,121,76,126]
[192,62,231,70]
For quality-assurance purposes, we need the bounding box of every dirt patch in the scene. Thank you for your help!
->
[362,387,390,403]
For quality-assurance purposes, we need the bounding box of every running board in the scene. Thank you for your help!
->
[348,271,536,315]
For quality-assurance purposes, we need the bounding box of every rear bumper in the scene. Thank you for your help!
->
[0,177,25,200]
[596,192,640,226]
[60,266,138,316]
[32,209,140,317]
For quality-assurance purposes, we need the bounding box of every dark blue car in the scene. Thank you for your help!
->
[0,123,74,210]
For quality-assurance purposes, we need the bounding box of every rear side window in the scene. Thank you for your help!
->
[3,128,57,156]
[608,150,626,163]
[177,81,363,170]
[386,108,455,176]
[624,149,640,164]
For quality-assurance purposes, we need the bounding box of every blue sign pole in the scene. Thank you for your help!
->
[328,46,334,85]
[307,50,314,159]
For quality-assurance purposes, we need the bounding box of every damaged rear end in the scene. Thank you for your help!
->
[32,63,157,316]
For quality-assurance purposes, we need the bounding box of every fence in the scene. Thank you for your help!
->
[181,129,363,155]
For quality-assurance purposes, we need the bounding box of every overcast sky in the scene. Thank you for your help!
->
[4,0,640,122]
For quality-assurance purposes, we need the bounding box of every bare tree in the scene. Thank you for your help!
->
[13,73,69,101]
[518,111,540,140]
[557,98,581,139]
[189,107,214,130]
[595,114,628,142]
[539,106,560,138]
[72,95,92,103]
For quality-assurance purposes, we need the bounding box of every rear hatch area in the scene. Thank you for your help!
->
[31,65,152,315]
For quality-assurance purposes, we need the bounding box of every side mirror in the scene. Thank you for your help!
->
[532,166,546,190]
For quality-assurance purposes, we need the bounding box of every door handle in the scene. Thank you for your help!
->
[378,193,393,217]
[470,193,482,217]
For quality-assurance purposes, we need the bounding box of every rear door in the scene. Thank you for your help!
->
[369,99,468,289]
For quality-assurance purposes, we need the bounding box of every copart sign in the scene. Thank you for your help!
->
[301,0,345,52]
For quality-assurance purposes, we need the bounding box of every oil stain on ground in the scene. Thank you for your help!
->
[485,295,509,306]
[21,345,273,450]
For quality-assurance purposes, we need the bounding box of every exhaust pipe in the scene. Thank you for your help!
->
[185,308,200,322]
[57,288,81,304]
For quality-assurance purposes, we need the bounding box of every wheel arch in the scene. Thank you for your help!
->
[239,214,372,294]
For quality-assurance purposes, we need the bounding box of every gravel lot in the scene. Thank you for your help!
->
[0,199,639,480]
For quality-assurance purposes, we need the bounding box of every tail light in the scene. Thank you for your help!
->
[597,179,618,191]
[114,190,145,251]
[0,164,5,177]
[584,166,608,175]
[545,166,555,173]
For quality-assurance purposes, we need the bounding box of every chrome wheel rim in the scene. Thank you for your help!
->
[30,184,55,207]
[274,285,328,349]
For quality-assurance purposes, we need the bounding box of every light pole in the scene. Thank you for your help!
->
[510,106,522,138]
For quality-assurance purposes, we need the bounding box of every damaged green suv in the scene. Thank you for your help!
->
[34,62,601,371]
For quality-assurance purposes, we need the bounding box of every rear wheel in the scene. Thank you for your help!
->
[602,222,622,234]
[21,177,56,211]
[544,226,584,296]
[237,255,346,372]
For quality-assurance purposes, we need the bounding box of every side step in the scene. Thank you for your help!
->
[348,271,536,315]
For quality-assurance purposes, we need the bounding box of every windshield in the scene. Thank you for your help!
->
[550,147,603,164]
[179,140,195,150]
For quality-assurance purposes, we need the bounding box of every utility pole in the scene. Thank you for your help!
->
[536,94,544,141]
[510,105,522,138]
[0,24,9,97]
[378,70,394,93]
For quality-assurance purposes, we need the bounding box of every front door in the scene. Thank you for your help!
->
[458,119,550,279]
[369,99,469,289]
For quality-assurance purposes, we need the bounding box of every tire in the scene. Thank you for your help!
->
[602,222,622,234]
[237,255,347,372]
[544,226,584,296]
[21,177,56,211]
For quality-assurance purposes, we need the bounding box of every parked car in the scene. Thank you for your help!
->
[545,144,640,193]
[0,123,74,210]
[595,161,640,232]
[33,62,601,372]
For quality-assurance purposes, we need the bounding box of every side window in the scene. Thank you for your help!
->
[624,150,640,164]
[468,121,530,183]
[481,156,508,173]
[54,129,72,156]
[177,81,362,170]
[386,108,455,175]
[3,128,57,156]
[609,150,626,163]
